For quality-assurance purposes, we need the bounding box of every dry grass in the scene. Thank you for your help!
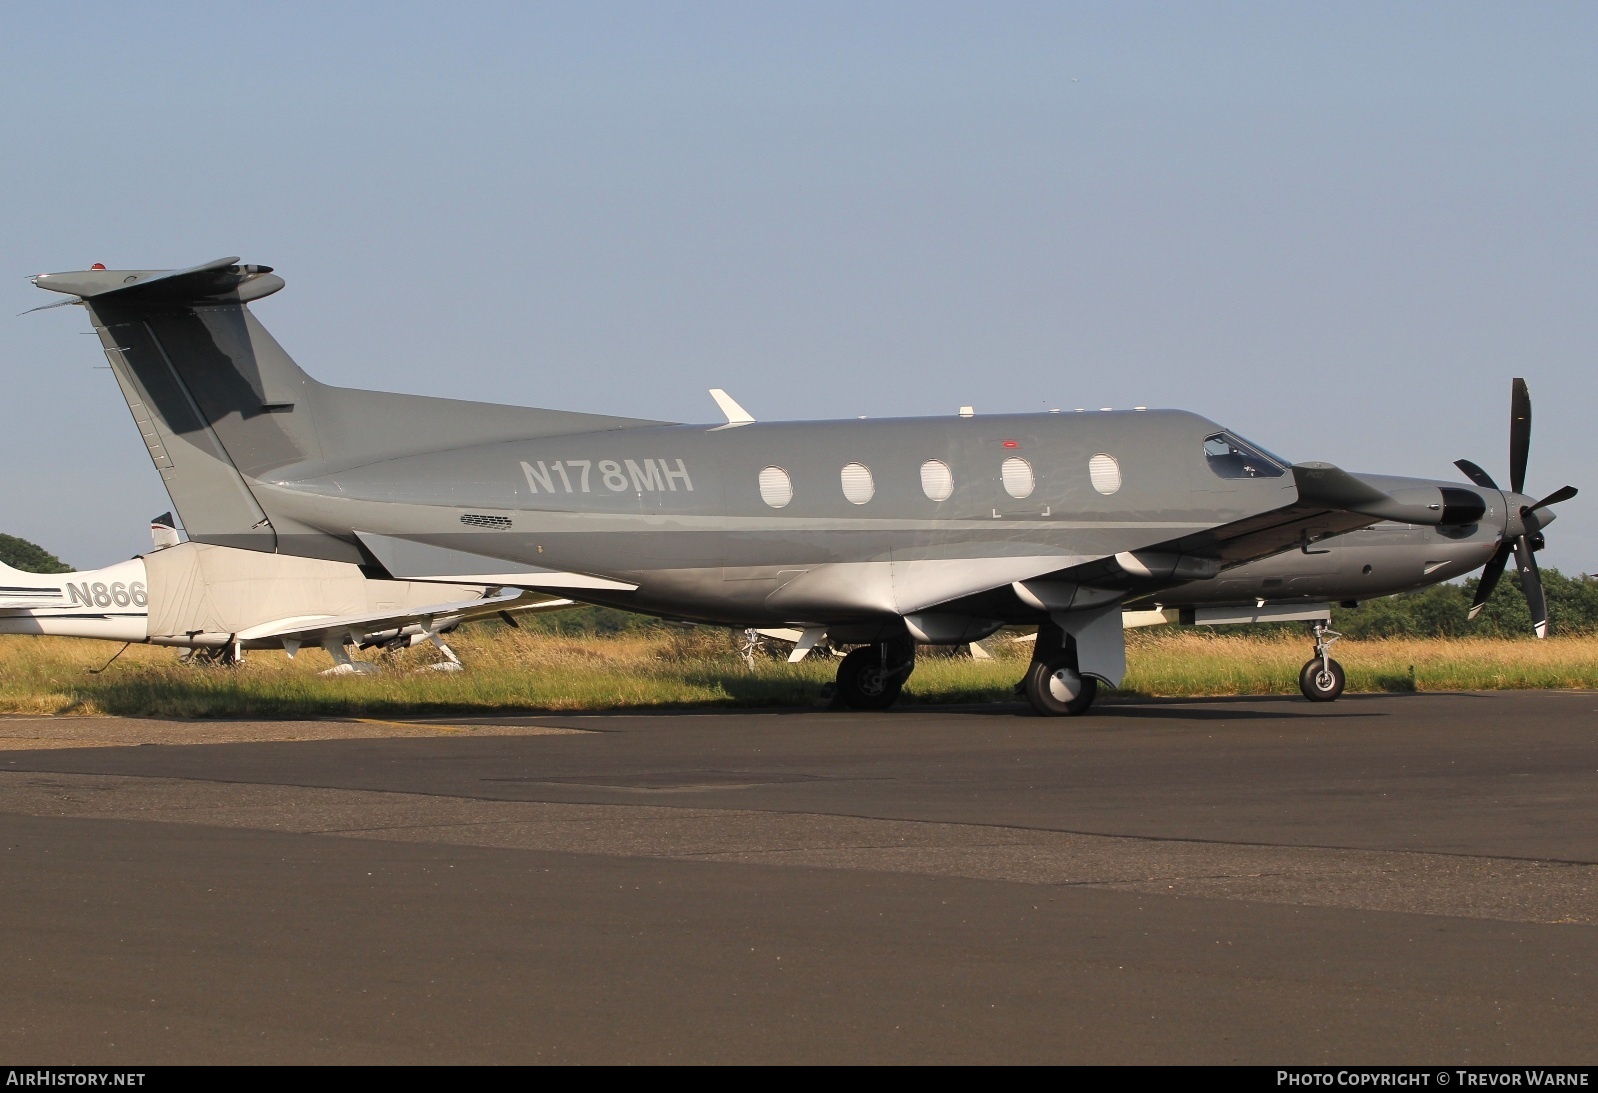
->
[1123,629,1598,696]
[1,625,1595,719]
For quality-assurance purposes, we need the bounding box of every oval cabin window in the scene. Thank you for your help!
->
[1089,453,1122,495]
[920,459,954,501]
[759,466,794,508]
[1001,457,1035,499]
[840,462,875,505]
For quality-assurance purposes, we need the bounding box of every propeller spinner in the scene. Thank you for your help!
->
[1453,378,1578,638]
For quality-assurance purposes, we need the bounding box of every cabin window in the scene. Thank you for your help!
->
[1089,453,1122,495]
[759,466,794,508]
[920,459,954,501]
[1001,457,1035,499]
[1203,432,1286,479]
[840,462,875,505]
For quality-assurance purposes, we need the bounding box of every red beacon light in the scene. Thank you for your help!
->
[1002,439,1019,449]
[90,263,106,270]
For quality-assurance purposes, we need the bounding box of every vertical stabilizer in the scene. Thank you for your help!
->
[33,258,671,562]
[36,260,297,552]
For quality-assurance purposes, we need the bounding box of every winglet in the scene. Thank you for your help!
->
[709,389,755,426]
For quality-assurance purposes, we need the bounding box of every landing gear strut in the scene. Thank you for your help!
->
[738,628,765,668]
[1021,621,1098,716]
[834,640,915,710]
[1299,621,1345,702]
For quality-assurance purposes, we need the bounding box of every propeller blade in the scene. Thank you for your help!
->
[1454,459,1499,490]
[1510,377,1531,494]
[1468,542,1513,620]
[1513,535,1548,638]
[1527,484,1578,513]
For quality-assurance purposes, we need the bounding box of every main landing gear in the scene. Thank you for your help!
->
[1020,620,1098,716]
[1299,620,1346,702]
[834,640,916,710]
[827,626,1103,716]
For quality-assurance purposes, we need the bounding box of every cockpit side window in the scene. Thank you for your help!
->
[1204,432,1286,479]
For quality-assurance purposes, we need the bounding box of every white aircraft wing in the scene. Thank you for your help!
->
[232,588,574,645]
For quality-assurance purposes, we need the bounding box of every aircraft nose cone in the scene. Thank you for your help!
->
[1504,494,1532,538]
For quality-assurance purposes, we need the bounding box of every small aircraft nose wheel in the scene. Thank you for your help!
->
[835,642,914,710]
[1023,653,1099,716]
[1299,620,1346,702]
[1299,657,1346,701]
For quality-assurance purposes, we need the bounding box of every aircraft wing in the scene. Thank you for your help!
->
[233,588,574,646]
[1057,502,1378,591]
[923,465,1416,617]
[1052,463,1420,592]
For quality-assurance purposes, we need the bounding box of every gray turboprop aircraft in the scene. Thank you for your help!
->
[28,258,1576,715]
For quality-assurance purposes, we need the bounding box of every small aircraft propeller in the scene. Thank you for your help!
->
[1453,378,1578,638]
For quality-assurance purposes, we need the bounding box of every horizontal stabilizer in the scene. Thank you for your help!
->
[32,258,284,305]
[355,532,638,591]
[233,588,573,644]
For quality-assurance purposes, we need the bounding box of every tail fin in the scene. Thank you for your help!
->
[149,512,182,551]
[34,259,665,561]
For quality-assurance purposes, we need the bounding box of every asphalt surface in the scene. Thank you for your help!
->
[1,691,1596,1063]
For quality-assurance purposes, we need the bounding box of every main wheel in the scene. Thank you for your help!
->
[835,645,911,710]
[1023,655,1099,716]
[1299,657,1346,702]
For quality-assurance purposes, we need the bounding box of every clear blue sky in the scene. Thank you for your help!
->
[3,2,1594,573]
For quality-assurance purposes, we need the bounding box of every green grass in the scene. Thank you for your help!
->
[3,625,1597,719]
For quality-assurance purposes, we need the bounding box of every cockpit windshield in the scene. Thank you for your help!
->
[1204,432,1287,479]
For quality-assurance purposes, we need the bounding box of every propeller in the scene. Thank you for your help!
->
[1453,378,1578,637]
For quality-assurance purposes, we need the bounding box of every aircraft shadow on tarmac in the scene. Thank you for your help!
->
[1092,702,1381,722]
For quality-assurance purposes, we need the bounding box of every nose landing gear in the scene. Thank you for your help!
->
[1299,620,1345,701]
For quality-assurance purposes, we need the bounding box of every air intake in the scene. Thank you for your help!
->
[460,514,513,530]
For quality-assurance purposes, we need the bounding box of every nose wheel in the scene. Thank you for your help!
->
[1299,621,1345,702]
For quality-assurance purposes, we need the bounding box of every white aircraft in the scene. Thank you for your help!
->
[0,514,573,673]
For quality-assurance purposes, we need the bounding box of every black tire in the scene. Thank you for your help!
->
[1023,655,1099,716]
[1299,657,1346,702]
[835,645,911,710]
